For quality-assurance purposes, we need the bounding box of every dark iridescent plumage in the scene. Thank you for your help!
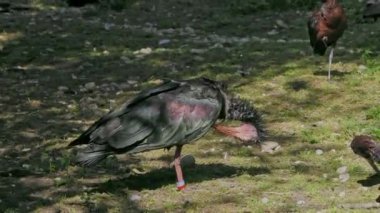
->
[69,78,263,167]
[69,78,263,190]
[69,78,227,165]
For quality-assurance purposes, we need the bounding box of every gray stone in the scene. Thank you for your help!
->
[261,197,269,204]
[261,141,281,154]
[159,39,171,45]
[129,194,141,202]
[84,82,96,90]
[267,29,279,35]
[58,86,69,91]
[297,200,306,206]
[170,155,196,168]
[276,19,289,29]
[339,191,346,197]
[316,149,324,155]
[339,173,350,182]
[358,65,367,73]
[336,166,347,174]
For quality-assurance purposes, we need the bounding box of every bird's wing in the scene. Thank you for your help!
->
[307,13,319,46]
[69,80,181,146]
[115,93,222,152]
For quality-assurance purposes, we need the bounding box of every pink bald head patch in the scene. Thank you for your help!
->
[214,123,259,142]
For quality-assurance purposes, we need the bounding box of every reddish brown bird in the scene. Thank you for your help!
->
[307,0,347,80]
[351,135,380,173]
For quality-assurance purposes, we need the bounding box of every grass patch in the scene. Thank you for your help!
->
[0,0,379,212]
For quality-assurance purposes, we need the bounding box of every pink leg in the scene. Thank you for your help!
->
[174,145,186,191]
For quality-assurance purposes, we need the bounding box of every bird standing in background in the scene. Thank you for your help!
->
[307,0,347,80]
[69,78,264,190]
[351,135,380,173]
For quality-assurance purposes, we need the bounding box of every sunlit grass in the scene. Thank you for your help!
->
[0,0,379,212]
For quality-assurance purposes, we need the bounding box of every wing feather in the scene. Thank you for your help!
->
[69,80,181,146]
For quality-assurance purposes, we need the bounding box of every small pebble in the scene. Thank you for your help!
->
[85,82,96,90]
[120,56,132,64]
[58,86,69,91]
[267,29,278,35]
[193,56,205,61]
[276,19,289,28]
[358,65,367,73]
[339,173,350,182]
[129,194,141,202]
[134,47,152,55]
[181,155,196,168]
[297,200,305,206]
[22,164,31,169]
[261,197,269,204]
[336,166,347,174]
[127,80,138,85]
[190,48,206,54]
[158,39,171,45]
[316,149,324,155]
[22,148,31,152]
[170,155,196,168]
[294,160,307,165]
[261,141,281,154]
[104,23,114,31]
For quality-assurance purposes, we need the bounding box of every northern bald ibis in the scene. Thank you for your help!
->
[307,0,347,80]
[69,78,264,190]
[351,135,380,173]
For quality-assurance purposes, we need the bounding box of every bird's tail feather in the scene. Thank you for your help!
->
[68,134,90,147]
[75,144,110,166]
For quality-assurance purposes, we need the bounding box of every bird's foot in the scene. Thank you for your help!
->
[177,180,186,191]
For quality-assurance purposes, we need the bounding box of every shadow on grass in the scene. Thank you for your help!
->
[92,163,270,192]
[286,80,309,91]
[357,173,380,187]
[0,147,144,212]
[313,69,352,78]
